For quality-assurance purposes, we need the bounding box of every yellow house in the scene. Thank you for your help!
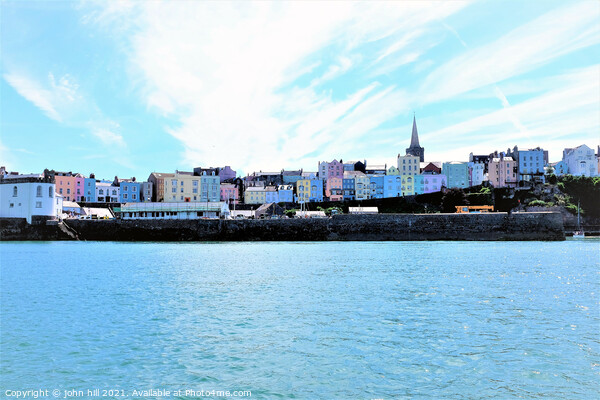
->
[397,154,420,195]
[244,187,266,204]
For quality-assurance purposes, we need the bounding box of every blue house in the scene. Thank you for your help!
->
[84,177,96,202]
[384,175,402,198]
[369,175,384,199]
[308,178,324,202]
[343,177,355,201]
[120,181,142,202]
[277,185,294,203]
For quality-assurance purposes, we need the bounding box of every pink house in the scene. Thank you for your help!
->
[327,159,344,179]
[326,177,343,201]
[54,172,85,202]
[220,183,239,204]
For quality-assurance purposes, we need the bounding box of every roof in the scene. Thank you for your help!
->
[344,171,366,178]
[366,164,387,170]
[119,202,227,212]
[245,186,266,192]
[349,207,378,213]
[149,172,175,178]
[282,170,302,176]
[62,201,81,208]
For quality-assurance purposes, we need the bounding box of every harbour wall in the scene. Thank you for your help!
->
[1,212,565,241]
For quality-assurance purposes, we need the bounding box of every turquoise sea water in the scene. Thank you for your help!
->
[1,240,599,399]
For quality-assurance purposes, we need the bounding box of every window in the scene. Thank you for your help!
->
[171,179,177,186]
[181,188,184,193]
[77,189,80,194]
[133,186,137,192]
[13,186,17,197]
[59,188,63,194]
[123,186,128,192]
[172,187,176,193]
[49,187,53,197]
[99,189,104,195]
[36,185,42,197]
[35,201,42,208]
[124,194,128,199]
[67,189,71,194]
[112,190,117,195]
[193,180,198,186]
[132,194,137,200]
[77,181,81,186]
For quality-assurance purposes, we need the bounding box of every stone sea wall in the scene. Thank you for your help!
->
[1,212,565,241]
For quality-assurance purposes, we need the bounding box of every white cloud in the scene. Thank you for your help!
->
[420,1,600,104]
[3,70,130,168]
[91,128,126,147]
[4,73,63,122]
[86,1,469,172]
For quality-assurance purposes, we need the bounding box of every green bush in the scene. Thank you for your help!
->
[527,200,548,207]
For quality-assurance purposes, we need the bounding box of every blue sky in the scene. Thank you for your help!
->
[2,0,599,180]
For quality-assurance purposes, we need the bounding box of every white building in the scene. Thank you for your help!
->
[96,181,120,202]
[468,162,485,186]
[562,144,598,177]
[0,174,59,224]
[118,202,230,220]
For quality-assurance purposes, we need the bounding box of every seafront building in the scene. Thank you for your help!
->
[488,154,518,188]
[442,162,469,189]
[244,186,267,205]
[383,175,403,198]
[397,154,419,196]
[95,180,120,202]
[0,172,60,224]
[220,183,239,205]
[84,175,97,202]
[558,144,598,177]
[277,185,294,203]
[414,173,447,194]
[118,202,230,220]
[53,171,85,202]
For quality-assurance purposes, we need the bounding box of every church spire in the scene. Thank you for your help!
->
[405,113,425,162]
[410,113,420,147]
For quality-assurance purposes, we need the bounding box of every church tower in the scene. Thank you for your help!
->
[405,114,425,162]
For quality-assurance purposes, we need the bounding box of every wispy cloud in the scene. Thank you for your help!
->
[83,1,469,172]
[3,70,132,168]
[4,72,64,122]
[420,1,600,104]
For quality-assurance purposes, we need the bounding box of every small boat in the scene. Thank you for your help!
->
[573,201,585,238]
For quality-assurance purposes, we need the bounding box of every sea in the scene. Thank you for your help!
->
[1,240,598,399]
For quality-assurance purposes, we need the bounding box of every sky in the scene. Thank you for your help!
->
[1,0,599,180]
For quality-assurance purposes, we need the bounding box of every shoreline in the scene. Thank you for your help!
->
[0,212,565,241]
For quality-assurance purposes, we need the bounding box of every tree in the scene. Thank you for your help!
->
[441,188,468,213]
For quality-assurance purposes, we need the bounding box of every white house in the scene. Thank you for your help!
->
[0,174,59,224]
[562,144,598,177]
[95,181,120,202]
